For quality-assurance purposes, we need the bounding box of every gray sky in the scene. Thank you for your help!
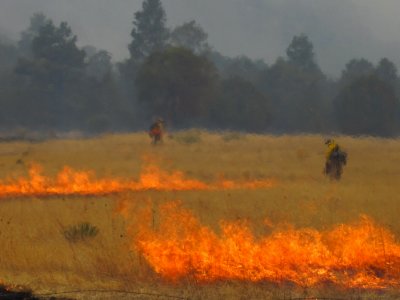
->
[1,0,400,77]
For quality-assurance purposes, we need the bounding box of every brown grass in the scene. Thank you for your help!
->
[0,131,399,299]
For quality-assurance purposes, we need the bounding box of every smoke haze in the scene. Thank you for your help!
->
[1,0,400,76]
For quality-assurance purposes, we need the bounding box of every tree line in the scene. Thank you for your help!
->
[0,0,399,136]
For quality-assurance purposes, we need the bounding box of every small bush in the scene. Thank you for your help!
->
[222,131,245,142]
[173,129,202,144]
[63,222,99,242]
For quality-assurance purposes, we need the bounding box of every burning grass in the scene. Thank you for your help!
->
[121,200,400,290]
[0,162,276,198]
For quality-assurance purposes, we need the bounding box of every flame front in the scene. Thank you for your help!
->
[0,163,276,198]
[130,202,400,289]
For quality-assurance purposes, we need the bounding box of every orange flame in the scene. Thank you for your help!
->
[0,163,276,198]
[127,201,400,289]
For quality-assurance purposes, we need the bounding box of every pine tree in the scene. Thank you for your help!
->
[128,0,169,62]
[286,34,319,72]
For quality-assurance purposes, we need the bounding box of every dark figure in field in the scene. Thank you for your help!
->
[149,118,165,145]
[324,139,347,180]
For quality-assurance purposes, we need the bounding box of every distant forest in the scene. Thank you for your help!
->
[0,0,399,136]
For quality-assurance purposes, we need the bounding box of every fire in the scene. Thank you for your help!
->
[0,163,276,198]
[127,201,400,289]
[136,164,208,191]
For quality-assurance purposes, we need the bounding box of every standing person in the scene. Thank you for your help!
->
[324,139,347,180]
[149,118,165,145]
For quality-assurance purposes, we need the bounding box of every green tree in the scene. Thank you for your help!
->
[216,54,268,85]
[0,42,18,73]
[0,62,21,126]
[79,73,123,133]
[266,58,325,132]
[340,58,374,86]
[212,77,270,132]
[85,49,113,81]
[119,0,169,124]
[136,47,219,126]
[375,58,397,87]
[15,19,86,129]
[286,34,319,72]
[129,0,169,62]
[261,33,327,133]
[31,21,85,67]
[18,12,50,57]
[16,20,85,97]
[170,20,210,54]
[334,75,398,136]
[79,47,124,132]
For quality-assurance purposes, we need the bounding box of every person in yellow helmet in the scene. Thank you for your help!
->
[325,139,338,160]
[149,118,165,145]
[324,138,347,180]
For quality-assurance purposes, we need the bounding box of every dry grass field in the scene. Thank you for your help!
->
[0,131,399,299]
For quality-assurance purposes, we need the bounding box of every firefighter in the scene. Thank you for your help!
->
[324,138,347,180]
[149,118,165,145]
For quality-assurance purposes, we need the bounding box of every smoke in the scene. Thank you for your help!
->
[1,0,400,75]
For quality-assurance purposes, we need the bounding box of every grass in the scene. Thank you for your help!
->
[0,131,399,299]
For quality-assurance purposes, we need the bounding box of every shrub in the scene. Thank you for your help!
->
[173,129,202,144]
[222,131,245,142]
[63,222,99,242]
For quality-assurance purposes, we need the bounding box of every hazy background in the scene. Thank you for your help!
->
[1,0,400,76]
